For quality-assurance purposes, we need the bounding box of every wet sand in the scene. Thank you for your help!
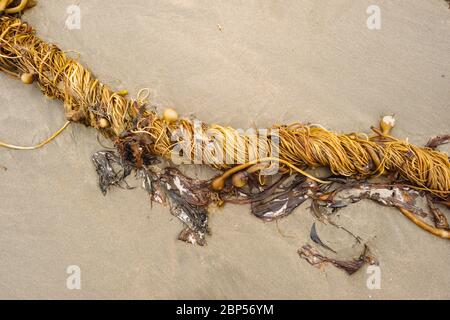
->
[0,0,449,299]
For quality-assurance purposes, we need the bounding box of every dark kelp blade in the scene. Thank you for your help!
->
[92,150,132,195]
[330,183,429,218]
[426,135,450,149]
[298,244,376,275]
[310,223,337,253]
[158,167,212,207]
[427,196,450,230]
[251,175,313,221]
[165,187,209,246]
[93,151,210,245]
[147,168,210,246]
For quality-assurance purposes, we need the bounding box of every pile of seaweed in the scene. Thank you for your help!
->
[92,133,449,275]
[0,1,448,275]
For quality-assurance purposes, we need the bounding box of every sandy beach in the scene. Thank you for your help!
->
[0,0,449,299]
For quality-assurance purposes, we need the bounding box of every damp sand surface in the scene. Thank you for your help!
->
[0,0,449,299]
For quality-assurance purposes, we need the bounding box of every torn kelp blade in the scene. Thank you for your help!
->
[92,151,133,195]
[139,168,210,246]
[426,134,450,149]
[250,176,318,221]
[298,244,376,275]
[92,150,210,245]
[165,189,209,246]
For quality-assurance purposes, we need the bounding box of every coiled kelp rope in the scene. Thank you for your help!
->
[0,15,449,197]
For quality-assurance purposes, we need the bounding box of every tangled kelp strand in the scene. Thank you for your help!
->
[0,121,70,150]
[0,15,449,197]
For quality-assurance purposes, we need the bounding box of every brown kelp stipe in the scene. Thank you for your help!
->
[0,3,449,273]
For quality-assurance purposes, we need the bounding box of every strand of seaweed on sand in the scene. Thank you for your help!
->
[0,1,449,274]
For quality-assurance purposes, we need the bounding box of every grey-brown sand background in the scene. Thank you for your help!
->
[0,0,449,299]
